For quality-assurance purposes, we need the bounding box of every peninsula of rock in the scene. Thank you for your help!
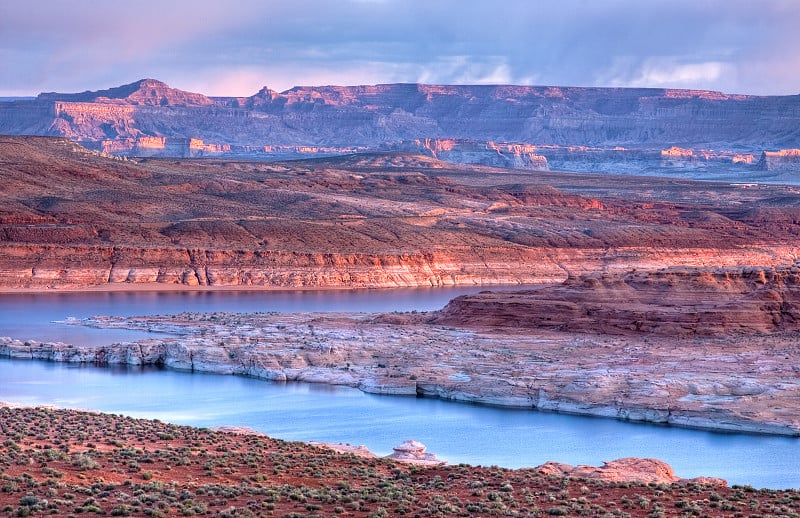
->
[3,265,800,437]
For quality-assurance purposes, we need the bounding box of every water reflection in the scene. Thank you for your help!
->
[0,286,501,344]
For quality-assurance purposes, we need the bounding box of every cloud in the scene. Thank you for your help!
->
[1,0,800,96]
[596,57,734,91]
[415,56,513,86]
[0,0,255,94]
[637,62,728,89]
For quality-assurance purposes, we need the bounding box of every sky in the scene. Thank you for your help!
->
[1,0,799,97]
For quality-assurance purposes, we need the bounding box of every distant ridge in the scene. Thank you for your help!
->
[37,78,214,106]
[2,79,800,173]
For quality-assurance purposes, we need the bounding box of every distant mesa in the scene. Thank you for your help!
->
[3,78,800,176]
[399,139,549,170]
[39,78,214,107]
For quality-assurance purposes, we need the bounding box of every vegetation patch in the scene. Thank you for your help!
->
[0,406,798,517]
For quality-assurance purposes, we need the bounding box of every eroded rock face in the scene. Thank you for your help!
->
[435,265,800,337]
[387,440,443,465]
[3,79,800,180]
[389,139,549,170]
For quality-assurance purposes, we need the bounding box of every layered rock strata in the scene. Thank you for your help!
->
[4,244,797,291]
[2,136,800,290]
[386,440,444,465]
[435,265,800,336]
[4,79,800,179]
[4,79,800,151]
[389,139,549,171]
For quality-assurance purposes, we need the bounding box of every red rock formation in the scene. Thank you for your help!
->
[386,440,443,465]
[661,146,694,158]
[1,136,799,290]
[5,79,800,179]
[398,138,549,170]
[43,78,214,107]
[435,265,800,337]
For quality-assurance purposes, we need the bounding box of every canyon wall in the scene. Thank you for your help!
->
[388,139,549,170]
[1,243,796,291]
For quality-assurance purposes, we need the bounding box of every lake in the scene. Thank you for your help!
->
[1,288,798,489]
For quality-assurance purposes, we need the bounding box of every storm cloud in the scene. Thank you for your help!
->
[1,0,799,96]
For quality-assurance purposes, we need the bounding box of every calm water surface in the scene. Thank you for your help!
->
[1,289,798,489]
[0,287,491,345]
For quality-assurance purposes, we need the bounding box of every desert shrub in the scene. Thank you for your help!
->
[110,504,133,516]
[72,453,98,470]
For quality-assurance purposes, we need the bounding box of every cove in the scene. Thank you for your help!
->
[1,288,799,490]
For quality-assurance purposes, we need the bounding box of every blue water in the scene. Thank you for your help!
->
[1,289,798,489]
[0,286,491,345]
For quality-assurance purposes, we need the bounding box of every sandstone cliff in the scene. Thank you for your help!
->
[4,79,800,179]
[435,265,800,337]
[3,79,800,154]
[388,139,549,171]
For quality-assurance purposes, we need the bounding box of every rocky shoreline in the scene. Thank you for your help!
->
[3,301,799,437]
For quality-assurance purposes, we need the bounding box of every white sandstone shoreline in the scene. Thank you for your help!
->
[2,344,797,438]
[2,309,799,438]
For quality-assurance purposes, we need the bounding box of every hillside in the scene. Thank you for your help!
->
[3,406,798,517]
[1,136,799,290]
